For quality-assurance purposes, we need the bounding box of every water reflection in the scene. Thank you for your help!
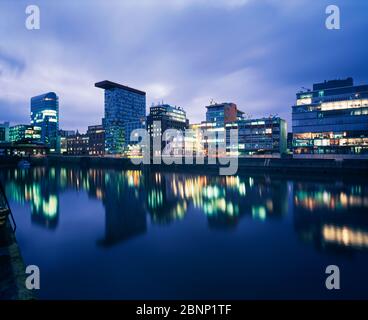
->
[1,167,368,252]
[293,182,368,252]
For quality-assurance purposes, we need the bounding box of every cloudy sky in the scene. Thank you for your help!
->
[0,0,367,131]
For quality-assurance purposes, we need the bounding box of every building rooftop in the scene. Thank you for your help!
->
[313,78,354,91]
[205,102,236,109]
[95,80,146,96]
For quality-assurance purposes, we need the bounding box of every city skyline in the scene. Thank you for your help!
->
[1,0,368,131]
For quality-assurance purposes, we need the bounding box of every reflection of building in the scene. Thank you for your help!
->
[95,81,146,154]
[292,78,368,158]
[87,125,105,156]
[0,167,59,229]
[0,122,10,143]
[147,104,188,156]
[66,132,89,155]
[31,92,59,152]
[1,165,290,236]
[9,125,41,144]
[145,173,188,224]
[145,172,288,228]
[293,182,368,252]
[31,191,59,229]
[226,117,287,157]
[100,171,147,246]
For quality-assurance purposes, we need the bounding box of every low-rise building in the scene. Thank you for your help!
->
[226,117,287,157]
[66,132,89,155]
[9,125,42,144]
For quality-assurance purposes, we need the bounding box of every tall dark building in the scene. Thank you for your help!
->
[0,122,9,143]
[292,78,368,158]
[146,104,188,156]
[30,92,59,152]
[95,81,146,154]
[87,125,105,156]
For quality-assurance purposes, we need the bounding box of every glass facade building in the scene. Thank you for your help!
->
[95,81,146,154]
[30,92,59,152]
[202,103,244,156]
[9,124,42,144]
[205,103,242,128]
[292,78,368,158]
[226,117,287,157]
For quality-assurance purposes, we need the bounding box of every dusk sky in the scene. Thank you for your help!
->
[0,0,367,131]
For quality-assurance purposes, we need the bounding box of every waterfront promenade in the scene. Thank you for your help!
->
[2,155,366,176]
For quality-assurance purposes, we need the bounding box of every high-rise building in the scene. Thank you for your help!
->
[87,125,105,156]
[9,124,42,144]
[147,104,188,156]
[0,122,9,143]
[30,92,59,152]
[95,81,146,154]
[292,78,368,158]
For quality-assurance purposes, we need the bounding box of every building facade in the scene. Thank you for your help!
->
[292,78,368,158]
[87,125,105,156]
[66,132,89,156]
[147,104,188,156]
[59,130,75,154]
[9,125,42,144]
[203,102,245,156]
[0,122,9,143]
[205,102,243,128]
[0,143,48,157]
[226,117,287,157]
[30,92,59,152]
[95,81,146,154]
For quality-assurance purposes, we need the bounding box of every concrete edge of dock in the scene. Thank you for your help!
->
[0,220,35,300]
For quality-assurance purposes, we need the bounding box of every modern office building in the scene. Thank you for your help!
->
[59,130,75,154]
[87,125,105,156]
[9,125,42,144]
[205,102,244,128]
[147,104,188,156]
[203,102,245,156]
[30,92,59,152]
[226,117,287,157]
[66,132,89,156]
[0,122,9,143]
[292,78,368,158]
[95,81,146,154]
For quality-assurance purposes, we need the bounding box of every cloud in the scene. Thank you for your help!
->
[0,0,367,131]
